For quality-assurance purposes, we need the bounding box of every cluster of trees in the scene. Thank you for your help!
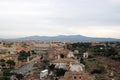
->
[67,42,120,79]
[54,68,66,77]
[91,65,106,74]
[18,50,36,62]
[0,59,15,69]
[0,59,23,80]
[90,45,105,54]
[2,42,14,48]
[18,50,31,61]
[91,46,120,61]
[0,50,36,80]
[67,42,120,61]
[41,59,49,69]
[67,42,91,53]
[0,69,23,80]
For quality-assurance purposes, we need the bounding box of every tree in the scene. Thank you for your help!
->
[31,50,36,55]
[3,69,11,76]
[0,59,6,69]
[110,55,120,61]
[80,57,85,65]
[18,50,31,61]
[6,60,15,69]
[55,68,66,77]
[91,66,106,74]
[16,74,23,80]
[42,59,49,64]
[3,69,17,80]
[105,48,117,57]
[49,64,55,71]
[0,77,4,80]
[0,59,5,63]
[42,59,49,69]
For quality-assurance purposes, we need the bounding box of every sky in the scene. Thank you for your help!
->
[0,0,120,39]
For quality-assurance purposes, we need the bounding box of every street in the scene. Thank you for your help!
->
[13,56,40,75]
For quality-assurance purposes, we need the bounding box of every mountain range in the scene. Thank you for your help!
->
[8,35,120,42]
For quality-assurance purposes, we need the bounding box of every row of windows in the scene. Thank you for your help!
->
[74,76,81,80]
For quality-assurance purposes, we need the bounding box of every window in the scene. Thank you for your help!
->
[79,76,81,79]
[74,76,76,79]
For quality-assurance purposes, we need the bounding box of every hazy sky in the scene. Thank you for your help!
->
[0,0,120,38]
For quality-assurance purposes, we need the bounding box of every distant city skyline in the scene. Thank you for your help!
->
[0,0,120,39]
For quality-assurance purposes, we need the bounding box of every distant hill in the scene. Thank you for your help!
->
[13,35,120,42]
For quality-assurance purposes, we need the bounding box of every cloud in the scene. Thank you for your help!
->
[0,0,120,38]
[69,26,120,38]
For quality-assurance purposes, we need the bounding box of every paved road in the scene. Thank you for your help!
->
[15,61,35,75]
[14,56,40,75]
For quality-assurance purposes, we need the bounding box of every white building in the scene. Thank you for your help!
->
[70,63,85,72]
[83,52,89,58]
[40,69,48,80]
[67,51,75,58]
[55,63,67,69]
[74,50,79,54]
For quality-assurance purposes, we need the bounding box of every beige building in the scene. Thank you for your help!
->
[59,71,93,80]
